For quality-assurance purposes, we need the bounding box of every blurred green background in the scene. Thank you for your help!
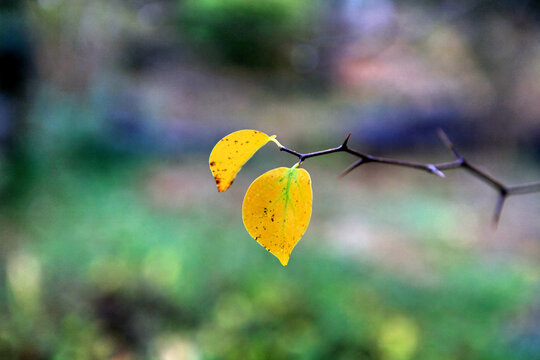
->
[1,0,540,359]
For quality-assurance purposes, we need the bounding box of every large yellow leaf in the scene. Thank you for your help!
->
[209,130,274,192]
[242,167,313,266]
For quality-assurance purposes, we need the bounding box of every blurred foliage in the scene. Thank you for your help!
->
[0,158,537,359]
[176,0,312,68]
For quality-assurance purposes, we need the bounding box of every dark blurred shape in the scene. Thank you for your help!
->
[71,89,227,170]
[324,340,379,359]
[104,101,224,157]
[0,95,12,142]
[94,290,199,354]
[0,2,33,99]
[94,292,140,352]
[349,104,480,152]
[0,3,34,203]
[0,32,30,98]
[177,0,310,69]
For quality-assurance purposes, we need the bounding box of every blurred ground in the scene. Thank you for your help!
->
[1,0,540,359]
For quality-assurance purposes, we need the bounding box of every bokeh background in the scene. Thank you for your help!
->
[1,0,540,359]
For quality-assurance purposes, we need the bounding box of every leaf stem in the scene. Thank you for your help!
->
[269,135,283,148]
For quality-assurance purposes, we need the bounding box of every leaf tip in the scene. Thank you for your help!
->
[278,255,290,267]
[214,177,231,192]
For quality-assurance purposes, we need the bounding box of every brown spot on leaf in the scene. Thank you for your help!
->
[210,161,216,167]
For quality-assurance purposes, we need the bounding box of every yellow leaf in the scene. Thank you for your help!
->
[242,167,313,266]
[209,130,275,192]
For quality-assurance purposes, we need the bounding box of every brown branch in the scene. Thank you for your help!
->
[278,130,540,226]
[280,133,445,178]
[434,129,540,227]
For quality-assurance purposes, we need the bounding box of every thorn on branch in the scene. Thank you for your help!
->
[342,133,351,148]
[437,128,452,148]
[427,164,446,178]
[339,159,364,179]
[437,128,462,159]
[492,192,507,228]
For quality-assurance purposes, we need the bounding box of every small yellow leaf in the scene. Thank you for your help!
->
[242,167,313,266]
[209,130,273,192]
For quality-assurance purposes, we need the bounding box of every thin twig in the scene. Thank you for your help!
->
[280,133,445,177]
[433,129,540,225]
[492,193,506,228]
[277,130,540,226]
[508,182,540,195]
[338,159,364,179]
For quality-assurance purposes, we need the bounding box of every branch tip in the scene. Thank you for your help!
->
[491,193,507,228]
[437,128,462,159]
[339,159,364,178]
[437,128,452,148]
[427,164,446,178]
[342,133,351,147]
